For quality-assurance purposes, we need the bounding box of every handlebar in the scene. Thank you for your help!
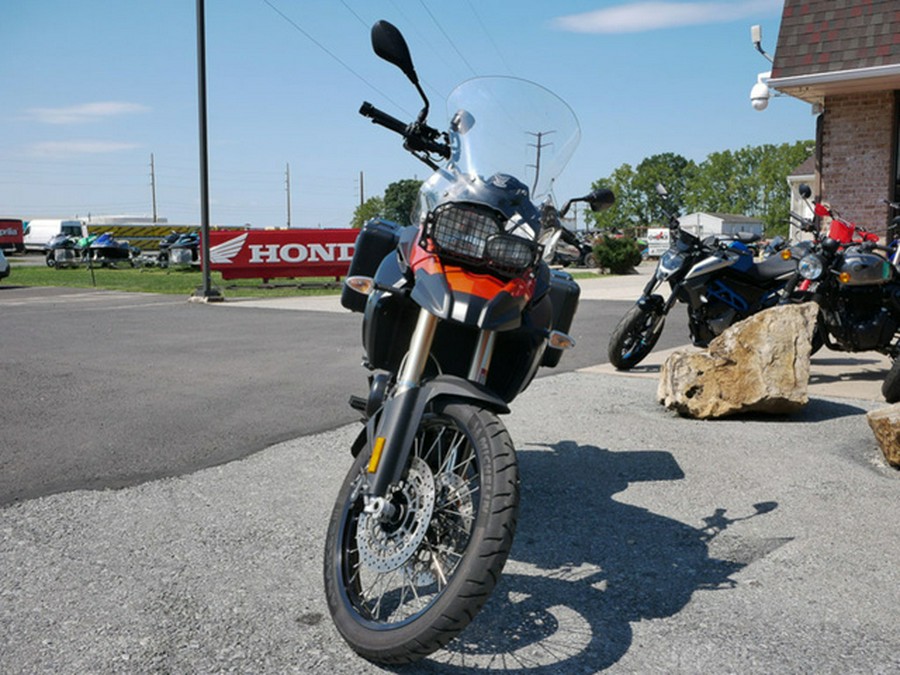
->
[360,101,408,135]
[360,101,451,162]
[857,240,894,255]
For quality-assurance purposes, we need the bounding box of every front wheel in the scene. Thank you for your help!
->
[324,401,519,665]
[607,303,666,370]
[882,356,900,403]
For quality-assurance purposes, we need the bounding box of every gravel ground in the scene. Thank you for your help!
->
[3,370,899,673]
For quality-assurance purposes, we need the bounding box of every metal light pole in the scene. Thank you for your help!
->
[192,0,222,302]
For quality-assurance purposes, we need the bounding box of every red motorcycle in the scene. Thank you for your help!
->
[323,21,613,664]
[784,184,900,400]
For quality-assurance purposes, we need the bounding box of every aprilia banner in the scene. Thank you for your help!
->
[205,228,358,280]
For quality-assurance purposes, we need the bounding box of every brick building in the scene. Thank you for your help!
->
[767,0,900,236]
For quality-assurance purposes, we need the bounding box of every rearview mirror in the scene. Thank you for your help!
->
[371,20,418,84]
[799,183,812,199]
[655,183,669,198]
[586,188,616,212]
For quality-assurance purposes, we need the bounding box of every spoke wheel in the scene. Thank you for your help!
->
[324,401,518,664]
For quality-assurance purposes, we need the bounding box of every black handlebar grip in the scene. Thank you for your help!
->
[359,101,408,136]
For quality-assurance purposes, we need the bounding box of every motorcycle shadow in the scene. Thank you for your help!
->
[809,354,889,385]
[415,440,785,674]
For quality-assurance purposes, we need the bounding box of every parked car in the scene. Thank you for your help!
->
[0,248,10,279]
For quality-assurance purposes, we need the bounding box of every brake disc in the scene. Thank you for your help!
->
[356,456,436,573]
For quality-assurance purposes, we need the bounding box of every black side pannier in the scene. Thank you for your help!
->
[541,269,580,367]
[340,218,401,313]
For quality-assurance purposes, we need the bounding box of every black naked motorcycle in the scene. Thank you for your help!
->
[607,184,798,370]
[784,184,900,402]
[324,20,614,665]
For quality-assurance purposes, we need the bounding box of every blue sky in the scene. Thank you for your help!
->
[1,0,812,230]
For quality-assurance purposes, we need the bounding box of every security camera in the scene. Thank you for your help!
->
[750,71,772,111]
[751,81,770,110]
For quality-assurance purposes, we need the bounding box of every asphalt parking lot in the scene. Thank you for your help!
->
[2,272,900,673]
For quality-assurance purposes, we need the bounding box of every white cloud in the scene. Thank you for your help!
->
[27,101,149,125]
[552,0,782,34]
[29,140,141,156]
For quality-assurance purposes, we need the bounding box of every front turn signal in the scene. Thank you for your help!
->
[548,330,575,350]
[345,275,376,295]
[781,249,792,260]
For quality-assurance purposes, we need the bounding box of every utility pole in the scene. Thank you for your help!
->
[285,162,292,228]
[527,130,555,196]
[150,153,158,222]
[359,170,364,207]
[191,0,222,302]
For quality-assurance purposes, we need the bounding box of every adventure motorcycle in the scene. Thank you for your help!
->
[607,184,798,370]
[782,185,900,401]
[324,20,614,665]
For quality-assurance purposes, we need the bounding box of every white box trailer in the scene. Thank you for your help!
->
[23,219,86,251]
[678,212,764,238]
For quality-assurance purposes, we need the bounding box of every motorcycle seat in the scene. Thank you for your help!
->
[744,254,796,282]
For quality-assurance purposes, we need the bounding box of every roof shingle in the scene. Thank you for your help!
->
[771,0,900,79]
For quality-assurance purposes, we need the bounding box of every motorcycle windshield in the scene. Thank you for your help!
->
[445,77,580,202]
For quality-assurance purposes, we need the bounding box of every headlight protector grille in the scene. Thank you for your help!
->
[428,203,537,275]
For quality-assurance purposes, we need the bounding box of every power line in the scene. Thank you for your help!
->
[417,0,477,78]
[261,0,414,117]
[338,0,369,29]
[464,0,515,76]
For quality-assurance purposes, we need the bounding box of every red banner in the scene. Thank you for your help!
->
[0,219,24,249]
[204,228,357,280]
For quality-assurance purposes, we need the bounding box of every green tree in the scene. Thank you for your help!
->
[588,141,814,239]
[685,150,739,214]
[630,153,697,228]
[350,196,384,229]
[584,164,638,232]
[383,179,423,225]
[586,154,697,233]
[752,141,814,236]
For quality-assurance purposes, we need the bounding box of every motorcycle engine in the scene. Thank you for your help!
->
[688,302,735,347]
[825,287,898,351]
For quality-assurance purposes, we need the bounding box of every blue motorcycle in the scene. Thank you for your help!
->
[608,184,799,370]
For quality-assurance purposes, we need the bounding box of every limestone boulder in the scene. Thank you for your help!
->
[866,405,900,467]
[657,303,819,419]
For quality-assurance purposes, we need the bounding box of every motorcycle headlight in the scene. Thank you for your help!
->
[657,250,685,280]
[798,254,824,280]
[485,234,537,273]
[429,203,536,274]
[430,203,498,258]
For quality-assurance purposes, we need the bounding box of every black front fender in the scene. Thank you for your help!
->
[354,375,510,498]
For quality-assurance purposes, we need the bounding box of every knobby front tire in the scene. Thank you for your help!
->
[323,401,519,665]
[607,304,665,370]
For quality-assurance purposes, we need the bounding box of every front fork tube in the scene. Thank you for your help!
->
[467,330,497,385]
[363,308,439,514]
[363,313,498,515]
[637,277,674,330]
[395,308,439,395]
